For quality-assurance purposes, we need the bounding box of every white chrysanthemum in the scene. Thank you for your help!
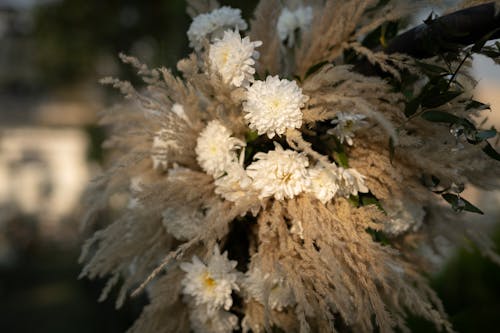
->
[162,206,205,241]
[337,167,369,197]
[307,163,340,204]
[187,6,247,51]
[180,246,240,314]
[195,120,245,177]
[382,199,425,236]
[246,144,310,200]
[243,268,295,311]
[189,304,239,333]
[214,160,253,202]
[277,6,313,47]
[327,112,367,146]
[209,30,262,87]
[243,76,309,138]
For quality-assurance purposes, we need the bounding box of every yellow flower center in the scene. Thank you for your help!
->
[203,272,217,290]
[281,172,292,183]
[269,97,283,113]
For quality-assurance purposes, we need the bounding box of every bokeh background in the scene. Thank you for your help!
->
[0,0,498,332]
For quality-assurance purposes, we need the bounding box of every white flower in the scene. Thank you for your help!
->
[327,112,367,146]
[277,6,313,47]
[209,30,262,87]
[189,304,239,333]
[337,167,369,197]
[246,143,310,200]
[187,6,247,51]
[382,199,425,236]
[162,206,205,241]
[180,246,240,314]
[243,268,295,311]
[307,163,339,204]
[214,160,253,202]
[195,120,245,177]
[171,103,190,123]
[243,76,308,138]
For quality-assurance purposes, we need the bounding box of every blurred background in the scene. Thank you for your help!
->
[0,0,498,332]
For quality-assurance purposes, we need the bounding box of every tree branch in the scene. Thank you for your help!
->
[385,2,500,58]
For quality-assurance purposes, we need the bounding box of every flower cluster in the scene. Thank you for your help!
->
[180,247,240,332]
[195,121,368,203]
[82,2,500,333]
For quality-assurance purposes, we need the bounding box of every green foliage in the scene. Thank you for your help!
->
[441,193,484,215]
[304,61,329,79]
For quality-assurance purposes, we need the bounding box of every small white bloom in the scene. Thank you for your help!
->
[277,6,313,47]
[307,163,339,204]
[327,112,367,146]
[189,304,239,333]
[337,167,369,197]
[244,76,308,138]
[171,103,190,123]
[187,6,247,51]
[214,160,253,202]
[162,206,205,241]
[243,268,295,311]
[195,120,245,177]
[209,30,262,87]
[180,246,240,314]
[382,199,425,236]
[246,143,310,200]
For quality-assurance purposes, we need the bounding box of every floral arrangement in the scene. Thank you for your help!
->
[80,1,500,332]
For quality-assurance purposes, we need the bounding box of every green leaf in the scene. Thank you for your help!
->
[349,195,360,207]
[431,175,440,186]
[366,228,390,245]
[442,193,484,215]
[334,150,349,168]
[271,326,286,333]
[478,45,500,59]
[421,90,462,108]
[304,61,329,79]
[482,142,500,161]
[245,130,259,143]
[466,100,490,111]
[361,196,378,206]
[415,60,449,75]
[405,97,421,117]
[421,110,462,123]
[472,27,500,52]
[475,129,497,141]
